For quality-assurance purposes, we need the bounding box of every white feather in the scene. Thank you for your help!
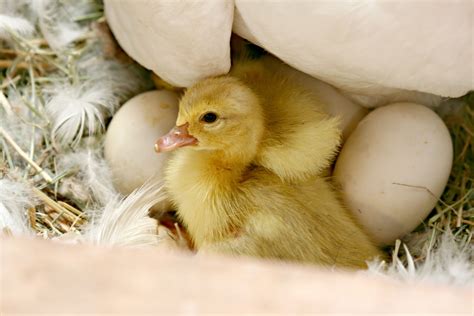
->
[78,58,150,101]
[83,182,166,247]
[0,0,39,23]
[0,14,35,39]
[0,110,45,171]
[0,179,36,236]
[56,147,117,206]
[31,0,92,50]
[44,59,149,148]
[0,0,37,41]
[366,229,473,286]
[45,82,115,148]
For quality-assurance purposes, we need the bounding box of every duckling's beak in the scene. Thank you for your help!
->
[155,123,198,153]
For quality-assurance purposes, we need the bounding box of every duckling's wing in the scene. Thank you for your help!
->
[254,72,342,182]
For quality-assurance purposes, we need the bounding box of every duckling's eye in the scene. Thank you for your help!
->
[200,112,218,123]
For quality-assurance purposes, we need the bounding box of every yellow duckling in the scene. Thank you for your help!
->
[156,62,382,268]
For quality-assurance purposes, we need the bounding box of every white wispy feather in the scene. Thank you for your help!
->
[0,14,35,39]
[0,179,36,236]
[56,147,117,206]
[78,58,150,102]
[31,0,92,50]
[83,182,166,247]
[0,107,45,170]
[0,0,37,39]
[367,230,473,286]
[0,0,39,22]
[45,82,116,148]
[45,58,149,148]
[0,113,30,158]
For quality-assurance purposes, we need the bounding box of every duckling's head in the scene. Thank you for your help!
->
[155,76,264,161]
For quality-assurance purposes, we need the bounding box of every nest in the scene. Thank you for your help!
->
[0,0,472,279]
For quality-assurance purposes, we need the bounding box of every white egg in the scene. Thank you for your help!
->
[105,90,179,195]
[333,103,453,245]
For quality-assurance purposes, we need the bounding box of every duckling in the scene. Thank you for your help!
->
[156,65,382,268]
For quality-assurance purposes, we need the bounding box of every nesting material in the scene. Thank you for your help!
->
[0,179,36,236]
[0,0,151,239]
[367,229,473,286]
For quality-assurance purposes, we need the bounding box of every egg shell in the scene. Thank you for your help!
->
[105,90,179,195]
[333,103,453,245]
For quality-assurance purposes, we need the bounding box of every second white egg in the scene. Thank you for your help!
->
[333,103,453,245]
[104,90,179,195]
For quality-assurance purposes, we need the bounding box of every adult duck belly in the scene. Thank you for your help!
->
[234,0,472,99]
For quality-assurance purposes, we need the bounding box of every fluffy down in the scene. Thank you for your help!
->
[367,229,473,286]
[162,68,382,268]
[0,179,36,236]
[83,182,166,247]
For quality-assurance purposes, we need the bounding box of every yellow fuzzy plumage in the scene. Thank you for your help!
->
[163,59,382,268]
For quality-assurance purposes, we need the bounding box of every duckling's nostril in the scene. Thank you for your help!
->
[155,123,197,153]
